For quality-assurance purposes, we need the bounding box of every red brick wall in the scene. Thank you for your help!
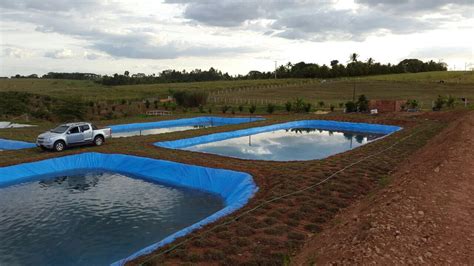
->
[369,100,407,112]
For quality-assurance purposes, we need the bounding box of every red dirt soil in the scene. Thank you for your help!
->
[293,111,474,265]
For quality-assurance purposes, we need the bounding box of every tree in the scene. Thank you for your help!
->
[367,57,374,65]
[330,60,339,68]
[124,70,130,77]
[349,53,359,63]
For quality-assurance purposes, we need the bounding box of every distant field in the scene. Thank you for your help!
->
[0,78,310,102]
[211,71,474,107]
[0,71,472,107]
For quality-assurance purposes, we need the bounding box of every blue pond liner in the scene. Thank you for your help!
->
[0,138,36,150]
[155,119,402,149]
[0,152,258,265]
[109,116,264,133]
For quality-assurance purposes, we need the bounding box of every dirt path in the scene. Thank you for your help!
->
[293,111,474,265]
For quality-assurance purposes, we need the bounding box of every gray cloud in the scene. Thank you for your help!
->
[355,0,472,13]
[0,0,256,60]
[165,0,472,41]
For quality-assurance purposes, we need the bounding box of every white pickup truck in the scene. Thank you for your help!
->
[36,122,111,152]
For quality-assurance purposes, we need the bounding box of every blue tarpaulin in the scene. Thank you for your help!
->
[0,153,258,265]
[155,119,402,149]
[0,138,36,150]
[109,116,264,133]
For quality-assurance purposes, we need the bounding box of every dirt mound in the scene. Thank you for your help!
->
[293,111,474,265]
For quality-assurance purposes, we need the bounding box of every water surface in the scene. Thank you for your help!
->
[112,124,219,138]
[184,128,384,161]
[0,171,224,265]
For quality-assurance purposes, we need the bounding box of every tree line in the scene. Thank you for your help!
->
[8,54,447,85]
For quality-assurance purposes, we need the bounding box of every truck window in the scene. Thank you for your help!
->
[81,125,90,131]
[69,127,80,134]
[51,125,69,133]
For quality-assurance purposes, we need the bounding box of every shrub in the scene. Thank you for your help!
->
[446,95,455,108]
[285,101,292,113]
[318,101,325,108]
[172,90,208,107]
[329,104,335,112]
[145,100,151,109]
[198,105,205,113]
[249,104,257,114]
[338,102,344,108]
[433,95,445,110]
[345,101,357,112]
[208,107,212,113]
[294,98,305,113]
[357,94,369,112]
[304,103,312,113]
[153,100,158,109]
[266,103,275,114]
[407,99,419,109]
[221,105,230,113]
[238,105,244,112]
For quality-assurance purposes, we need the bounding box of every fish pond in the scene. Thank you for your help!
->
[0,170,224,265]
[155,120,401,161]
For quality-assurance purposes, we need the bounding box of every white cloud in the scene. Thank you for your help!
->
[44,49,74,59]
[2,46,35,58]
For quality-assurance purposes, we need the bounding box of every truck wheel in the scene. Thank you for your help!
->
[53,141,66,152]
[94,135,104,146]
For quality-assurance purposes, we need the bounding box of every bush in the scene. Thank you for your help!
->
[145,100,150,109]
[433,95,445,110]
[318,101,325,108]
[329,104,335,112]
[285,101,292,113]
[357,94,369,112]
[249,104,257,114]
[446,95,455,108]
[208,107,212,113]
[238,105,244,112]
[294,98,305,113]
[172,90,208,107]
[266,103,275,114]
[221,105,230,113]
[304,103,312,113]
[198,105,205,113]
[407,99,419,109]
[345,101,357,112]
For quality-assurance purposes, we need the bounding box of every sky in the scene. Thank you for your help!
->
[1,0,473,77]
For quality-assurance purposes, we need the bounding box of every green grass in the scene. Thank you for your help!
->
[1,71,472,110]
[0,78,310,102]
[211,72,474,108]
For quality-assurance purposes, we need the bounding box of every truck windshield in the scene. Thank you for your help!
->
[51,125,69,133]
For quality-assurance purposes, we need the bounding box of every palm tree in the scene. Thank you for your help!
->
[349,53,359,63]
[367,57,374,65]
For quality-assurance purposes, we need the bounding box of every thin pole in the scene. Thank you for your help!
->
[274,61,277,79]
[352,78,356,102]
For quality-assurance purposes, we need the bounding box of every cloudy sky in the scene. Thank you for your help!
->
[1,0,473,76]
